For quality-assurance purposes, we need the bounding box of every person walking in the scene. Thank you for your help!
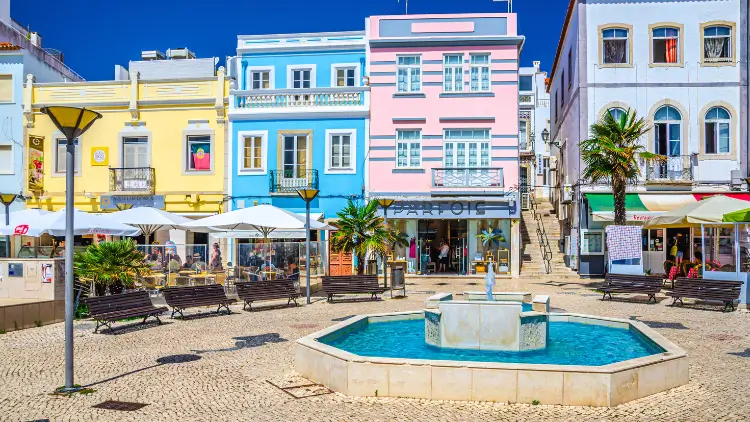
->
[438,241,450,272]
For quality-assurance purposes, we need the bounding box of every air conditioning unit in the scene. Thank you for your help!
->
[549,156,558,170]
[166,48,196,60]
[562,184,573,204]
[730,169,743,191]
[141,50,166,61]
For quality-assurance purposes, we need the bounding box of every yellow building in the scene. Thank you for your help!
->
[22,66,229,220]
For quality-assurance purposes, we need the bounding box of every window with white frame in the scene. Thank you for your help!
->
[241,133,265,171]
[704,26,732,63]
[185,135,212,171]
[443,129,490,168]
[470,54,490,92]
[396,130,421,168]
[0,75,12,102]
[55,138,80,174]
[608,107,627,122]
[704,107,730,154]
[443,54,463,92]
[652,27,680,64]
[327,130,355,171]
[335,67,356,87]
[519,120,528,150]
[292,69,311,89]
[654,106,682,156]
[602,28,629,64]
[249,70,271,90]
[397,56,421,93]
[0,144,11,173]
[122,137,149,168]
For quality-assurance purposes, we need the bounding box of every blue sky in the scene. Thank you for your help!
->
[14,0,567,81]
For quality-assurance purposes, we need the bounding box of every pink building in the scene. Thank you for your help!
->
[366,14,524,276]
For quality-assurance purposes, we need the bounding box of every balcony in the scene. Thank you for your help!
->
[643,155,694,184]
[269,169,319,194]
[109,167,156,194]
[232,87,368,114]
[432,168,504,190]
[519,94,534,106]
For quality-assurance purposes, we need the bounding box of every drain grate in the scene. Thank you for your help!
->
[92,400,148,412]
[640,320,688,330]
[266,379,333,399]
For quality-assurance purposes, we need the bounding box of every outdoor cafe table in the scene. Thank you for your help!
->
[188,274,215,286]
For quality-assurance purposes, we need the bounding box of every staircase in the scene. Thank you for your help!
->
[520,196,575,278]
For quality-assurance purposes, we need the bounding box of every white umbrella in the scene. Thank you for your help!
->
[0,208,51,226]
[181,204,331,235]
[110,207,203,245]
[0,208,140,237]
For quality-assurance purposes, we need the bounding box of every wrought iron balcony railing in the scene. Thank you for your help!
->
[643,155,694,183]
[432,168,504,189]
[233,87,367,110]
[269,169,319,194]
[109,167,156,194]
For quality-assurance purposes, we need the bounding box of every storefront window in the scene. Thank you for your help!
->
[701,225,735,273]
[739,224,750,273]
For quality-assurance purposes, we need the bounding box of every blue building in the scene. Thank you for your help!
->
[227,31,369,226]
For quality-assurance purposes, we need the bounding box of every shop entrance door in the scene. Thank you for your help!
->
[417,219,467,274]
[329,247,353,276]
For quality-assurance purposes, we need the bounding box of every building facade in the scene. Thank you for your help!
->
[549,0,748,275]
[366,13,524,276]
[518,61,551,201]
[227,32,368,221]
[23,50,229,248]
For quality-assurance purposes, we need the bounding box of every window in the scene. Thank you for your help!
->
[242,135,264,170]
[608,107,627,122]
[704,26,732,63]
[186,135,212,171]
[396,130,421,168]
[443,129,490,168]
[122,137,149,169]
[470,54,490,92]
[519,120,528,150]
[443,54,463,92]
[249,70,270,90]
[704,107,730,154]
[335,67,356,87]
[292,69,311,89]
[554,91,558,123]
[652,27,679,64]
[567,50,573,88]
[654,106,682,156]
[0,145,11,173]
[55,138,80,174]
[602,28,629,64]
[519,75,533,92]
[397,56,421,93]
[0,75,12,102]
[328,132,353,170]
[561,71,565,105]
[282,134,308,179]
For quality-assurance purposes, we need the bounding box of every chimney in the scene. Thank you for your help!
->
[533,61,540,72]
[0,0,9,25]
[30,32,42,48]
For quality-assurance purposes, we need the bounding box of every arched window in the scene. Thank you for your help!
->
[703,26,731,63]
[652,27,679,64]
[654,106,681,156]
[608,107,627,122]
[704,107,730,154]
[602,28,629,64]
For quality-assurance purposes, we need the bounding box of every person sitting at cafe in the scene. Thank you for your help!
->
[191,253,207,271]
[183,255,194,270]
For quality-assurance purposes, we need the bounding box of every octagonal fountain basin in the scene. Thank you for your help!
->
[296,311,688,407]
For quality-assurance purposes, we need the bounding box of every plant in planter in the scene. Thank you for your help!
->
[476,227,505,258]
[74,239,150,296]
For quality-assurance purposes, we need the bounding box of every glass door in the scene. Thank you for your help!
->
[122,137,149,190]
[282,135,308,189]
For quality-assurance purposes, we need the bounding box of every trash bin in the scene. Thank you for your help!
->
[391,266,405,289]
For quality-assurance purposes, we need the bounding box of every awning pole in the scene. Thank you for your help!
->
[701,224,705,273]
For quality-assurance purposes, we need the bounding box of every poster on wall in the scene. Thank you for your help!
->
[570,228,578,270]
[41,263,53,284]
[28,135,44,192]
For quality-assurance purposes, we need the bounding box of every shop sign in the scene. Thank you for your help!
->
[100,195,166,210]
[385,200,513,219]
[28,135,44,192]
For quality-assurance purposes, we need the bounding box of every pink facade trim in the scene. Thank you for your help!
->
[369,13,518,38]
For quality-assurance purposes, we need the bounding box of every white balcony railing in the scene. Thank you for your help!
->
[232,87,368,110]
[519,94,534,106]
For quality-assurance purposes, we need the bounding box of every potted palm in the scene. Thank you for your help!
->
[330,200,393,275]
[74,239,150,296]
[476,227,506,271]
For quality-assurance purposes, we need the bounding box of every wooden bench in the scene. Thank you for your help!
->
[600,273,664,304]
[235,280,300,311]
[162,284,237,318]
[667,277,743,311]
[321,275,386,302]
[85,291,168,333]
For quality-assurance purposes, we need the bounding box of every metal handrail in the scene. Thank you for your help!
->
[529,193,552,274]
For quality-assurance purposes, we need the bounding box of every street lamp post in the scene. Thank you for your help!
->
[41,106,101,393]
[296,187,320,305]
[0,193,19,257]
[377,198,394,289]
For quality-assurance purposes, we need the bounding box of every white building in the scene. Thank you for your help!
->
[548,0,747,275]
[519,61,551,202]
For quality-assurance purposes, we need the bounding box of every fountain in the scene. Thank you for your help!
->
[296,292,688,407]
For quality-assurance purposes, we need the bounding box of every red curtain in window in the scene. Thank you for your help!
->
[666,39,677,63]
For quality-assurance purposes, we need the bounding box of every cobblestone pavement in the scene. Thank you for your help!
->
[1,276,749,421]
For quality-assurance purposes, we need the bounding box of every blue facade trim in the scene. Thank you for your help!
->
[371,60,396,65]
[392,169,425,173]
[423,71,442,76]
[492,157,520,162]
[492,70,516,74]
[422,146,443,151]
[392,93,426,98]
[492,81,517,85]
[491,146,519,150]
[492,134,517,139]
[422,157,443,162]
[370,146,396,150]
[371,135,396,140]
[371,157,395,161]
[371,82,396,87]
[378,17,508,38]
[422,135,442,140]
[423,60,443,65]
[393,117,426,122]
[423,82,442,86]
[371,71,396,76]
[439,92,495,98]
[439,117,495,122]
[491,59,518,63]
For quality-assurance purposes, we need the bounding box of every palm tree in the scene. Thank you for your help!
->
[74,239,151,295]
[330,200,393,275]
[580,108,657,225]
[388,222,410,252]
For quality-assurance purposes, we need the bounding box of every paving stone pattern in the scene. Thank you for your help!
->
[0,277,749,421]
